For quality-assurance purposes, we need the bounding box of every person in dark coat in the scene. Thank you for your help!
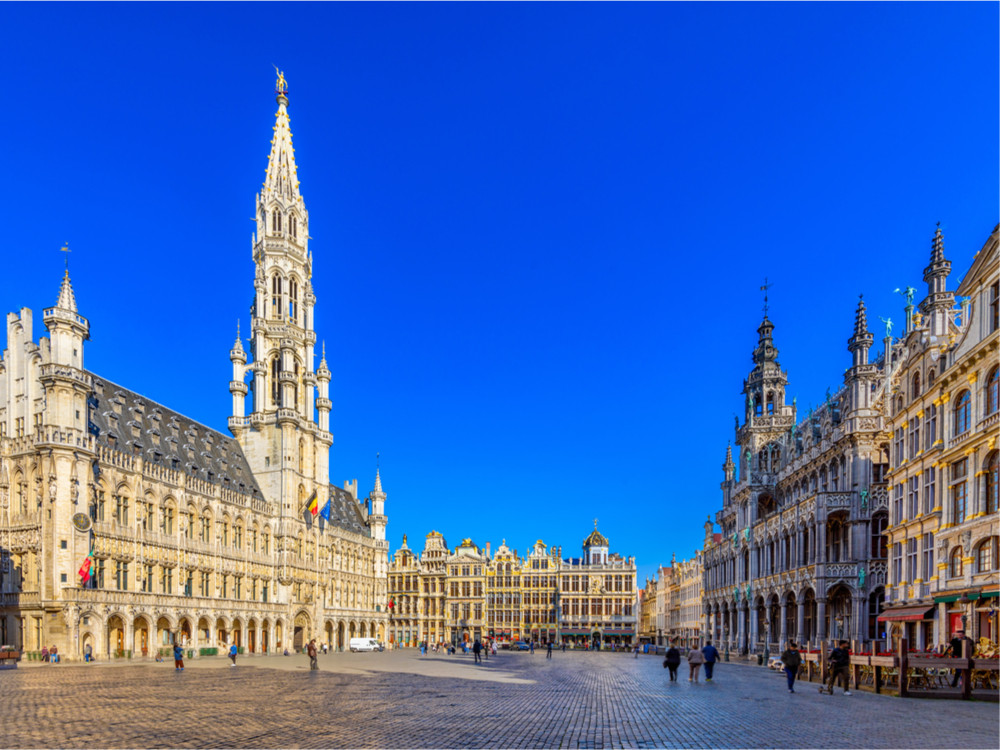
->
[663,644,681,682]
[946,630,974,687]
[546,642,553,659]
[472,639,482,664]
[780,641,802,693]
[307,639,318,670]
[822,640,851,695]
[701,641,719,681]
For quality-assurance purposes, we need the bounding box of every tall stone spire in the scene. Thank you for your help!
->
[263,70,302,205]
[723,442,735,482]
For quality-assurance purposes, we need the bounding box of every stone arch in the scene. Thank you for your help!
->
[155,615,175,651]
[231,616,244,648]
[826,583,853,641]
[215,616,230,646]
[247,617,258,653]
[293,611,311,651]
[275,618,285,651]
[107,614,126,657]
[196,616,210,645]
[349,621,357,638]
[261,618,271,653]
[132,613,152,657]
[325,620,334,648]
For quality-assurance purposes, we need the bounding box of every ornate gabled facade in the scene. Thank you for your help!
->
[558,525,637,646]
[880,225,999,648]
[702,282,890,654]
[0,74,389,659]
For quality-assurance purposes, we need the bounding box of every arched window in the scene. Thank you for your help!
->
[987,451,998,516]
[912,372,920,400]
[766,392,775,415]
[949,547,964,578]
[291,215,297,239]
[830,459,840,491]
[270,357,281,407]
[870,512,888,558]
[293,361,300,410]
[927,369,936,387]
[271,276,283,320]
[288,279,298,322]
[754,393,763,416]
[954,390,971,435]
[272,210,282,233]
[987,367,999,416]
[977,537,998,573]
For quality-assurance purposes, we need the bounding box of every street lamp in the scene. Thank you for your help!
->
[958,592,971,632]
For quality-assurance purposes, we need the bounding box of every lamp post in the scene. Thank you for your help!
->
[958,592,971,634]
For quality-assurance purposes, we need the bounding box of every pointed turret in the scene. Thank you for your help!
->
[723,442,735,482]
[369,462,386,542]
[921,223,954,336]
[316,341,332,434]
[55,268,78,313]
[742,314,790,422]
[43,266,88,368]
[847,295,874,367]
[263,73,303,205]
[229,321,249,425]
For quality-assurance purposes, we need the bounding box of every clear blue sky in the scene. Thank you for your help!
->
[1,2,996,584]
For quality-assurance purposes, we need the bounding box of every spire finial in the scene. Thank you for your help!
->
[593,517,598,530]
[930,222,946,264]
[273,65,287,95]
[373,452,383,494]
[60,242,71,270]
[760,277,772,318]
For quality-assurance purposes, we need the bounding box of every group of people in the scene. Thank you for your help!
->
[38,646,60,663]
[662,641,720,682]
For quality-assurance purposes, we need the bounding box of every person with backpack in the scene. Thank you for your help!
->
[822,640,851,695]
[663,644,681,682]
[780,641,802,693]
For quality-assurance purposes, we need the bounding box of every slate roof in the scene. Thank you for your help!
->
[88,374,264,499]
[325,484,370,536]
[87,373,373,537]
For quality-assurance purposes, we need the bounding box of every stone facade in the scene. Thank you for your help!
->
[0,76,389,659]
[880,225,999,648]
[702,267,890,654]
[387,527,637,647]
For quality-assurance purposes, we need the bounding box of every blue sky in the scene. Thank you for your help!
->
[1,2,996,584]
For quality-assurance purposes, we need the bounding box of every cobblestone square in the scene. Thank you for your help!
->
[1,650,997,749]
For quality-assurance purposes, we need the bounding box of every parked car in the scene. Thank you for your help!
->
[511,641,531,651]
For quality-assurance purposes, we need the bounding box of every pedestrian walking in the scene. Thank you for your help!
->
[780,641,802,692]
[472,639,482,664]
[84,643,93,663]
[547,642,553,659]
[946,630,974,687]
[687,644,705,682]
[822,640,851,695]
[663,644,681,681]
[483,640,489,660]
[491,641,497,656]
[529,640,534,655]
[562,642,567,653]
[229,643,238,667]
[634,644,640,658]
[173,643,184,671]
[701,641,719,681]
[307,639,319,670]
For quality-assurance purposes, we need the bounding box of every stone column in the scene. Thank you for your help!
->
[797,528,805,567]
[853,595,867,644]
[796,599,806,646]
[749,605,759,649]
[737,605,747,653]
[817,598,828,642]
[779,600,788,647]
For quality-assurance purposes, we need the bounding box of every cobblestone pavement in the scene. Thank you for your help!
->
[2,650,997,748]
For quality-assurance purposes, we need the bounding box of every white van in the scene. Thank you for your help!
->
[349,637,382,652]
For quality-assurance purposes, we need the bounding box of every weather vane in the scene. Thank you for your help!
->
[760,277,772,317]
[60,242,71,269]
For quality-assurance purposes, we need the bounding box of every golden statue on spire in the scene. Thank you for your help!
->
[274,65,288,95]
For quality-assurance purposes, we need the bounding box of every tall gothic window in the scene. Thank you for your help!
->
[954,390,971,435]
[990,281,999,333]
[291,215,297,239]
[271,276,283,319]
[289,279,298,322]
[949,547,964,578]
[912,371,920,400]
[270,357,281,407]
[272,210,282,233]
